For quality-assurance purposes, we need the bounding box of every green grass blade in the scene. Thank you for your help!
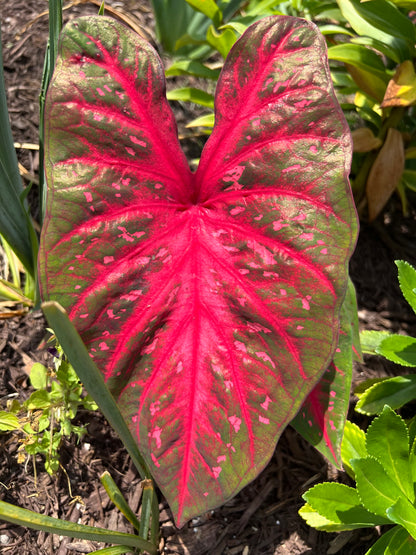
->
[48,0,63,74]
[90,546,136,554]
[39,1,63,221]
[139,480,155,542]
[0,277,32,304]
[0,234,21,288]
[0,500,156,552]
[166,87,215,107]
[0,25,36,276]
[100,471,142,534]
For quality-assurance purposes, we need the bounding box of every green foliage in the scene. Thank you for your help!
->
[151,0,246,59]
[158,0,416,220]
[357,260,416,414]
[300,406,416,553]
[0,344,97,475]
[328,0,416,220]
[355,375,416,415]
[0,26,38,290]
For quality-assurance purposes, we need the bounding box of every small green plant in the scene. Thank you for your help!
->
[0,343,97,475]
[300,407,416,554]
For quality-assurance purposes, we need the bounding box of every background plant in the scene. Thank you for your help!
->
[156,0,416,223]
[0,343,97,475]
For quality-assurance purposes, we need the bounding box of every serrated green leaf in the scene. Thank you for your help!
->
[341,420,367,478]
[29,363,49,390]
[299,502,365,532]
[360,330,391,355]
[355,375,416,414]
[396,260,416,315]
[352,456,405,517]
[387,497,416,540]
[302,482,389,527]
[166,87,215,108]
[409,434,416,487]
[377,335,416,367]
[366,406,413,502]
[0,411,20,431]
[365,525,416,555]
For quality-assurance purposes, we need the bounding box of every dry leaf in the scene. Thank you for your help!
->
[366,128,404,221]
[381,60,416,108]
[351,127,382,153]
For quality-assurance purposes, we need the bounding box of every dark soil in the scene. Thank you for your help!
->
[1,2,416,554]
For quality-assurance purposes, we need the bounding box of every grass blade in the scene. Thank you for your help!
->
[0,500,156,552]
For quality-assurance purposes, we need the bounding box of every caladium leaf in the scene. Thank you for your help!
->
[39,15,358,526]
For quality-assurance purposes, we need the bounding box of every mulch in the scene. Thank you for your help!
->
[1,1,416,553]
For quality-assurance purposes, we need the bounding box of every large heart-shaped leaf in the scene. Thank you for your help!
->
[39,15,358,526]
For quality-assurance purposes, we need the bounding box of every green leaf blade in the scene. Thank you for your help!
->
[302,482,390,527]
[377,335,416,367]
[365,407,413,502]
[0,500,156,552]
[352,456,404,518]
[396,260,416,315]
[166,87,215,108]
[355,375,416,414]
[387,497,416,541]
[366,526,416,555]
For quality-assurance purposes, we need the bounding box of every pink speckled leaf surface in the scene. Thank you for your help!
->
[39,15,358,526]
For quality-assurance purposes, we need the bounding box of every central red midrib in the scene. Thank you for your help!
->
[177,217,203,524]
